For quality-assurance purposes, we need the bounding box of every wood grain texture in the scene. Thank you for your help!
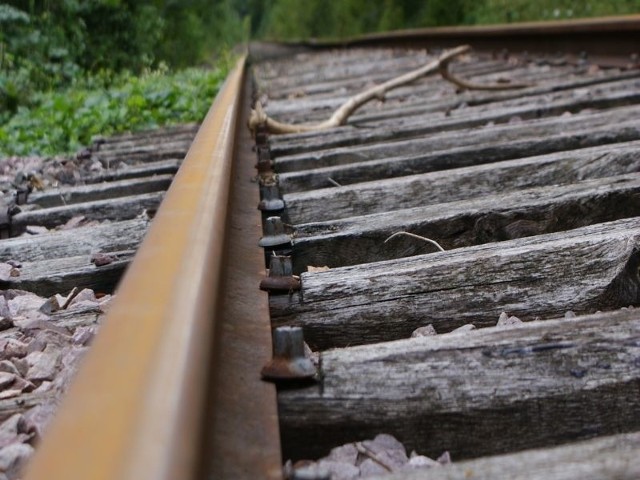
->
[290,174,640,270]
[273,80,640,168]
[29,174,172,208]
[279,310,640,462]
[277,117,640,193]
[83,159,180,184]
[270,79,640,157]
[283,141,640,224]
[11,191,162,233]
[0,254,131,296]
[94,141,190,166]
[0,219,148,263]
[272,218,640,349]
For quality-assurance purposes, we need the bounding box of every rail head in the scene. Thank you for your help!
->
[23,57,247,480]
[254,15,640,67]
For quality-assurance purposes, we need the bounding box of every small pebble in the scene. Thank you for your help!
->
[25,225,48,235]
[404,455,440,469]
[564,311,576,319]
[411,325,437,338]
[358,458,388,476]
[327,443,358,465]
[26,348,60,382]
[0,442,34,478]
[0,298,11,319]
[0,373,16,390]
[68,289,97,308]
[437,451,452,465]
[91,253,114,267]
[497,313,523,328]
[0,361,20,377]
[316,460,358,479]
[450,324,476,334]
[0,265,20,282]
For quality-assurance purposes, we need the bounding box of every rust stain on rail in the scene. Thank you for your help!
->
[23,56,280,480]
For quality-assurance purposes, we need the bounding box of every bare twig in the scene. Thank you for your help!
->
[355,442,393,472]
[327,177,342,187]
[249,45,472,135]
[439,58,532,90]
[384,231,445,252]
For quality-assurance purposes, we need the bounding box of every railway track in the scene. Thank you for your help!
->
[2,15,639,480]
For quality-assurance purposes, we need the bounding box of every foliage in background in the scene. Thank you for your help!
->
[1,0,639,156]
[0,66,228,156]
[255,0,640,40]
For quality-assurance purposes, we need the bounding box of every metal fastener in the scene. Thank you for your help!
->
[261,326,316,381]
[256,157,274,174]
[255,146,274,173]
[259,216,291,248]
[255,126,269,146]
[259,255,300,292]
[258,184,285,213]
[256,145,271,162]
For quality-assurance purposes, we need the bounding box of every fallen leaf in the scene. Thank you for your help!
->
[307,265,330,273]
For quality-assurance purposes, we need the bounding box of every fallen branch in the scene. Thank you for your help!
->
[384,231,445,252]
[355,442,394,472]
[250,45,472,135]
[439,60,532,90]
[250,45,532,135]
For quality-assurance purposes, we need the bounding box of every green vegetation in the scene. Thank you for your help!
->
[255,0,640,40]
[0,0,241,157]
[0,66,228,156]
[1,0,638,157]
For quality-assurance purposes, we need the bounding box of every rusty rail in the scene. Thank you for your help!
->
[257,15,640,67]
[23,56,280,480]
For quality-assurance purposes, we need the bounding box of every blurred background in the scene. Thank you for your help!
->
[1,0,639,156]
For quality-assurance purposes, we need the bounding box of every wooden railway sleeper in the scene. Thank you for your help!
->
[259,216,293,265]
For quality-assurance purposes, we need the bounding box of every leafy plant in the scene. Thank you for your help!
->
[0,66,228,156]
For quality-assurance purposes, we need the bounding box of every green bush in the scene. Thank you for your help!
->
[0,66,228,156]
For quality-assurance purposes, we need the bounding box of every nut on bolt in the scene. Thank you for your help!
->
[260,255,300,292]
[259,216,291,249]
[258,184,285,213]
[261,326,316,381]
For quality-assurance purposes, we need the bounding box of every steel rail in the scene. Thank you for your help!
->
[257,15,640,67]
[23,56,281,480]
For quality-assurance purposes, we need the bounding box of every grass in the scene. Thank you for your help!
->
[0,65,229,157]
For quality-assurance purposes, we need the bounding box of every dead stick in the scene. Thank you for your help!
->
[439,57,532,90]
[249,45,472,135]
[355,442,394,472]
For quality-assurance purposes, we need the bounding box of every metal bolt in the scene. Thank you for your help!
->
[259,216,291,248]
[256,158,274,174]
[255,126,269,146]
[258,184,285,213]
[261,326,316,381]
[256,146,271,162]
[259,255,300,292]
